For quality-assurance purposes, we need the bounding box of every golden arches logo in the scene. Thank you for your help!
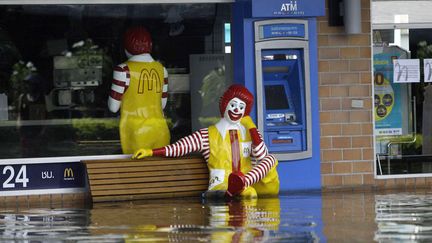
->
[138,68,162,94]
[64,168,74,180]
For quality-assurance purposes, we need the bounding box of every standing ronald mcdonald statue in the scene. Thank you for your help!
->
[133,84,279,198]
[108,26,170,154]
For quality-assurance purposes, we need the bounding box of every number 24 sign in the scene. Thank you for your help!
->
[2,165,29,189]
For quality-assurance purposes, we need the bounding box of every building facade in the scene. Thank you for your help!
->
[2,0,432,204]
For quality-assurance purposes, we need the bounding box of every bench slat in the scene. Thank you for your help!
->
[84,156,203,168]
[88,163,206,174]
[92,190,203,202]
[91,179,208,191]
[87,168,208,180]
[89,173,209,185]
[91,184,208,196]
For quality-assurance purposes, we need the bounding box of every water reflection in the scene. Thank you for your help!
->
[322,192,377,242]
[3,191,431,242]
[0,194,323,242]
[92,196,322,242]
[375,192,432,242]
[0,209,90,242]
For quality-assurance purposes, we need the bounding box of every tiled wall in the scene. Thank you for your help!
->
[318,0,375,189]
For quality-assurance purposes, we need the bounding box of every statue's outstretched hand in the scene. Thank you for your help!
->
[240,115,257,130]
[132,149,153,159]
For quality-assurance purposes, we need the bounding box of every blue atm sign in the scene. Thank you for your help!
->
[262,23,305,39]
[252,0,325,18]
[1,162,85,192]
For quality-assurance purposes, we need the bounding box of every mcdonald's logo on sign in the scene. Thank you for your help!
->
[64,168,74,181]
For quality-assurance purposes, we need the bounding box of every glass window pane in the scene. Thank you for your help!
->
[0,3,232,159]
[373,27,432,175]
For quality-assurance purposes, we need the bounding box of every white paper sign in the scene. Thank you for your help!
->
[0,93,8,120]
[424,59,432,82]
[393,59,420,83]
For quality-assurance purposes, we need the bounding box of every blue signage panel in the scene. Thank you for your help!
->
[374,52,404,136]
[0,162,85,191]
[262,23,305,39]
[252,0,325,18]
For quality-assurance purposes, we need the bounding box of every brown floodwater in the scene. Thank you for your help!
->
[1,190,432,242]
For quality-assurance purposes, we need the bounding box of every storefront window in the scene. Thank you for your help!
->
[372,1,432,176]
[0,3,232,159]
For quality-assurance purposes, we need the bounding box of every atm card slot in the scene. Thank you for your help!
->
[272,138,293,144]
[265,131,303,152]
[266,121,302,127]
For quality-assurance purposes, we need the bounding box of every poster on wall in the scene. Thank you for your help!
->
[424,58,432,83]
[374,52,405,136]
[392,59,420,83]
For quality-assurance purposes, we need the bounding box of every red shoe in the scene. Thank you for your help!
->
[226,172,245,197]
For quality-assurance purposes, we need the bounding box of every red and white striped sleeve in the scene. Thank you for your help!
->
[251,130,269,161]
[162,67,168,109]
[152,129,210,161]
[108,64,130,113]
[244,154,277,187]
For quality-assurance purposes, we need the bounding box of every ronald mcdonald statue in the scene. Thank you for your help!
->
[108,26,170,154]
[133,84,279,198]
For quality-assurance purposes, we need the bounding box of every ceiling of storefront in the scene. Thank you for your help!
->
[0,0,234,4]
[372,1,432,28]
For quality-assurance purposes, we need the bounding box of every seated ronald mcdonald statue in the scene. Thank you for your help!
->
[133,84,279,198]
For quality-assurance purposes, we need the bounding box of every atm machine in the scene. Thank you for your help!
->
[255,20,311,159]
[233,0,324,191]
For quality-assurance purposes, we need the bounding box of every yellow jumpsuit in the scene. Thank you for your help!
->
[120,61,170,154]
[207,125,279,197]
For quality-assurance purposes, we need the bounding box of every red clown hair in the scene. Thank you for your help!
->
[124,26,152,55]
[219,84,254,117]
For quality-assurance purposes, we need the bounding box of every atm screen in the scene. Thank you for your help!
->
[265,85,290,110]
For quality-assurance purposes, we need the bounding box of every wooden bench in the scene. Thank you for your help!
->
[83,156,209,202]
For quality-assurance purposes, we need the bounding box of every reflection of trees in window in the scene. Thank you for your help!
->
[416,41,432,154]
[199,65,227,126]
[0,27,21,95]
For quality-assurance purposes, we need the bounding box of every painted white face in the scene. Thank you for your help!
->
[224,97,246,124]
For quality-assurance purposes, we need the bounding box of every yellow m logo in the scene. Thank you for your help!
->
[64,168,74,178]
[137,68,161,94]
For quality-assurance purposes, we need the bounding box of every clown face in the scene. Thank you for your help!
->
[224,98,246,124]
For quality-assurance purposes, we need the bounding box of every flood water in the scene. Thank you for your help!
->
[1,190,432,242]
